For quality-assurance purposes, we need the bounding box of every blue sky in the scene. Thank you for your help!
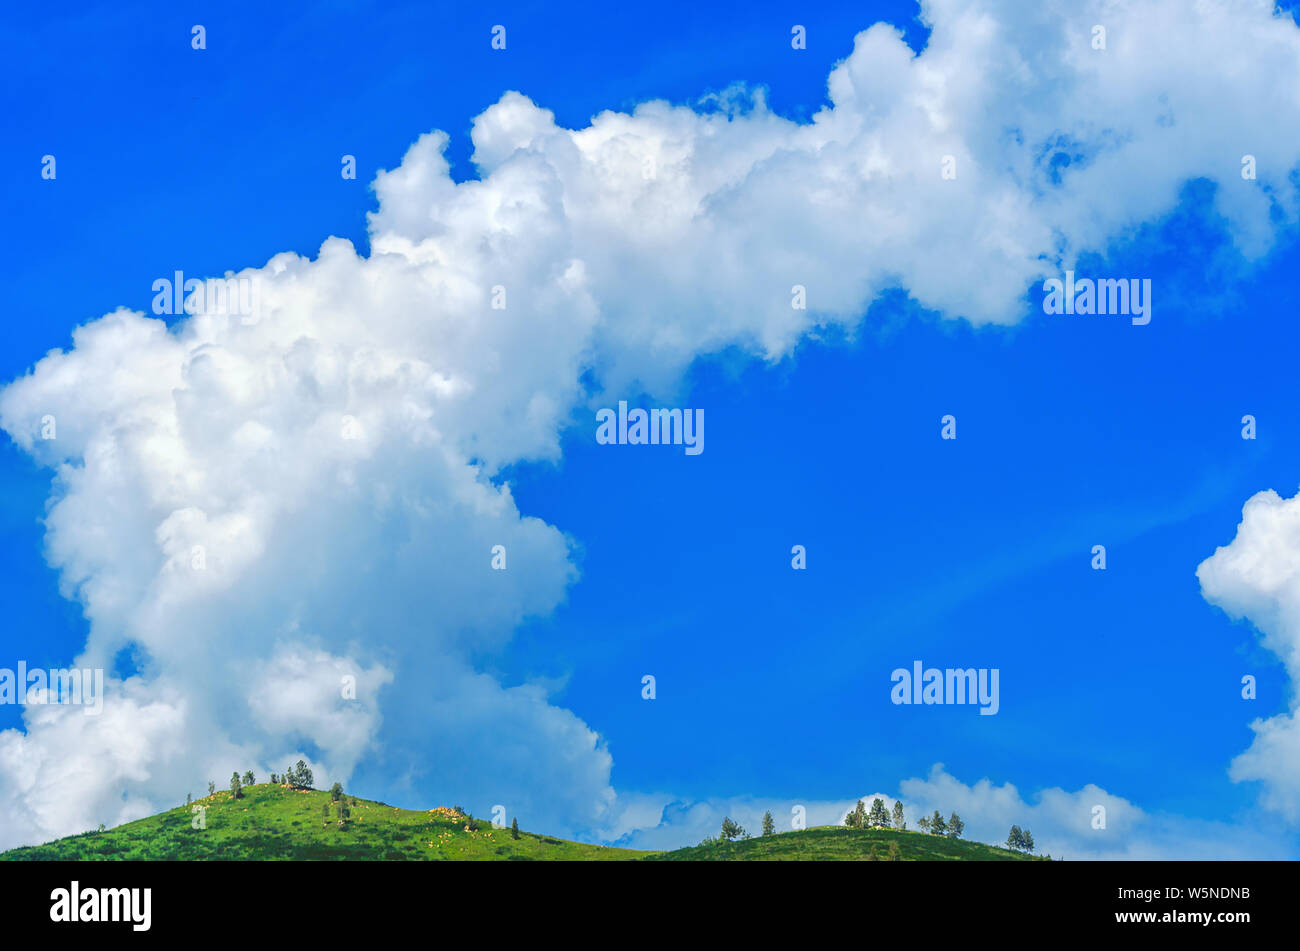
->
[3,0,1300,856]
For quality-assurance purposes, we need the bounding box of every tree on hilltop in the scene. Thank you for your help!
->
[1007,825,1025,851]
[288,760,313,789]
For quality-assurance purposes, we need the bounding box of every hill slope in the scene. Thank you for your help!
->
[646,825,1046,861]
[0,784,644,861]
[0,785,1045,861]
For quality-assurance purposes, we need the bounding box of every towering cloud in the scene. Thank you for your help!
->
[1199,489,1300,823]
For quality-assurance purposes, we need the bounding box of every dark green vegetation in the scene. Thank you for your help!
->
[0,785,1047,861]
[647,825,1047,861]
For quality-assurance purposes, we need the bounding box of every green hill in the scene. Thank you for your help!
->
[646,825,1046,861]
[0,784,1045,861]
[0,784,643,861]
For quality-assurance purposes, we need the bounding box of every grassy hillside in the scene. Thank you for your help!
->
[646,825,1046,861]
[0,783,646,861]
[0,784,1046,861]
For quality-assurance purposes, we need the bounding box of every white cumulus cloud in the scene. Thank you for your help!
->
[1198,488,1300,823]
